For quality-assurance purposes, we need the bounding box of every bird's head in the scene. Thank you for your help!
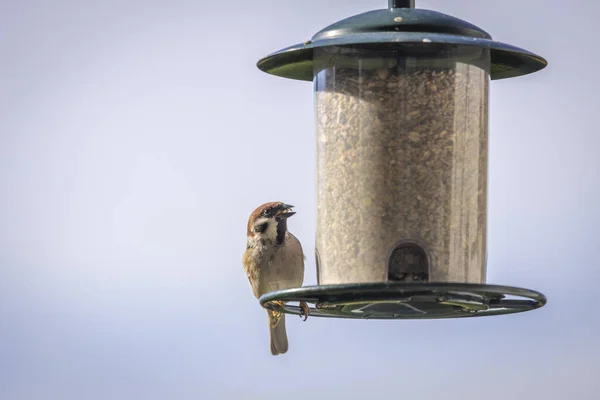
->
[247,201,296,246]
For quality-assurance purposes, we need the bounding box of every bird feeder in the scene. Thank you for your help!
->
[258,0,547,319]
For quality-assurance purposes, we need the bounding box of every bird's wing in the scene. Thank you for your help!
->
[287,232,305,264]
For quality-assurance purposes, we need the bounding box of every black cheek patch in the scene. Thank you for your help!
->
[255,222,268,234]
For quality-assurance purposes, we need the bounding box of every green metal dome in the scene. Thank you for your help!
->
[257,1,547,81]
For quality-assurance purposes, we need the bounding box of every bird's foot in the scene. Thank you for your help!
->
[299,301,310,321]
[271,300,286,318]
[269,301,286,327]
[272,300,286,311]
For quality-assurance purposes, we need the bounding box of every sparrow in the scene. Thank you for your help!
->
[242,201,310,356]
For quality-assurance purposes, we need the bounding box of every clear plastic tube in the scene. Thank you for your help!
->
[314,46,489,285]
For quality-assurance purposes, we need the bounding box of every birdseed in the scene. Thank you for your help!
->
[314,62,489,285]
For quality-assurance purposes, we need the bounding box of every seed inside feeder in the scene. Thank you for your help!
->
[314,47,489,285]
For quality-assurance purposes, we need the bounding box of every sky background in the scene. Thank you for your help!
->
[1,0,599,399]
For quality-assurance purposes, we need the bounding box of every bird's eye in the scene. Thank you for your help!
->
[263,209,270,216]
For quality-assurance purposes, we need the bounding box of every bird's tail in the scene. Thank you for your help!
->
[268,310,288,355]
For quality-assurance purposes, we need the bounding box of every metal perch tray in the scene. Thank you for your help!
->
[259,282,547,320]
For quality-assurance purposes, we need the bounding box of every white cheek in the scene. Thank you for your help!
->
[265,222,278,239]
[254,217,270,227]
[253,218,278,241]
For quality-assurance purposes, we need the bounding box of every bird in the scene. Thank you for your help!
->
[242,201,310,356]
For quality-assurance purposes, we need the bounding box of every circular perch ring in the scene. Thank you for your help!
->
[259,282,546,320]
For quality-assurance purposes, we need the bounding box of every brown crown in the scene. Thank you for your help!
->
[246,201,285,237]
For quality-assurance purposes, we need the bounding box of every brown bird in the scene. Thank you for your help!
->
[243,201,310,356]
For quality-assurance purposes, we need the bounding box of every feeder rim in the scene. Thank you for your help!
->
[259,282,547,320]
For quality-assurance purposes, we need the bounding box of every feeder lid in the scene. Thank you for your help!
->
[257,4,547,81]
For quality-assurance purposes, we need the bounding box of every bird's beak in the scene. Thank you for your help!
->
[276,204,296,219]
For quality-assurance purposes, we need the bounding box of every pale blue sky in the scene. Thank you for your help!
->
[1,0,599,399]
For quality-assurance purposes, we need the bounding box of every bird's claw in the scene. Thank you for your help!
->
[272,300,286,317]
[268,301,286,327]
[273,300,286,310]
[299,301,310,321]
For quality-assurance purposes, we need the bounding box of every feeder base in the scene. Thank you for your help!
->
[259,282,546,320]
